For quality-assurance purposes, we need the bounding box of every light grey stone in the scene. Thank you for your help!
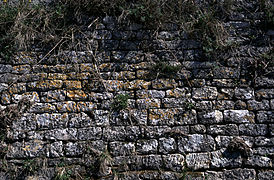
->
[46,141,63,158]
[207,124,239,135]
[239,124,268,136]
[109,142,135,156]
[136,139,158,154]
[162,154,184,172]
[186,152,211,170]
[178,134,215,153]
[257,170,274,180]
[45,128,78,141]
[247,100,270,110]
[64,142,84,156]
[192,87,218,100]
[198,110,223,124]
[159,137,176,154]
[78,127,102,140]
[211,149,242,168]
[224,110,255,123]
[256,89,274,99]
[223,168,256,180]
[235,87,254,99]
[190,125,206,134]
[245,155,272,168]
[257,111,274,123]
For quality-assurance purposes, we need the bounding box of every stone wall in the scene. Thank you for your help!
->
[0,1,273,180]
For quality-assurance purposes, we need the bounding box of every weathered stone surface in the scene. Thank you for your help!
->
[239,124,268,136]
[218,88,234,99]
[178,134,215,153]
[45,128,78,141]
[137,98,161,109]
[186,152,211,170]
[46,141,63,158]
[207,124,239,135]
[223,169,256,180]
[255,136,274,146]
[130,109,147,125]
[136,90,165,98]
[162,154,184,172]
[271,99,274,110]
[77,127,102,140]
[66,90,88,100]
[257,170,274,180]
[210,79,235,87]
[141,155,163,169]
[177,110,197,125]
[198,110,223,124]
[36,113,69,129]
[190,79,206,87]
[93,110,109,126]
[64,142,84,156]
[143,126,172,138]
[0,73,19,83]
[8,83,27,94]
[235,87,254,99]
[148,108,184,126]
[159,137,176,154]
[253,147,274,156]
[0,64,13,73]
[30,103,56,113]
[245,155,272,168]
[195,101,214,110]
[124,80,151,90]
[166,88,190,98]
[192,87,218,100]
[213,67,240,79]
[256,89,274,99]
[255,77,274,87]
[162,98,187,108]
[41,90,66,102]
[190,125,206,134]
[136,139,158,154]
[224,110,255,123]
[215,136,254,149]
[215,100,235,110]
[77,102,96,112]
[28,80,63,90]
[152,79,177,90]
[247,100,270,110]
[205,171,224,180]
[235,100,247,109]
[257,111,274,123]
[12,65,31,74]
[103,126,140,141]
[7,140,45,158]
[109,142,135,156]
[270,124,274,136]
[211,149,242,168]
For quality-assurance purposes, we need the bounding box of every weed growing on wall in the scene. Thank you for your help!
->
[111,94,129,112]
[151,61,181,78]
[22,159,38,176]
[55,168,72,180]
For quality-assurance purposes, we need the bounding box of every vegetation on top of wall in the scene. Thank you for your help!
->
[0,0,271,61]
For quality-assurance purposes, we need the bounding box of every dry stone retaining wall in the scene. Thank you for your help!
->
[0,2,273,180]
